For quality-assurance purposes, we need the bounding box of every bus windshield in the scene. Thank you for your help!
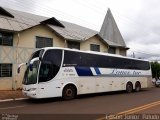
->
[22,49,44,85]
[23,60,39,85]
[23,49,62,84]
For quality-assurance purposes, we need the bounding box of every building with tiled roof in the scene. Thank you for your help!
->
[0,7,128,90]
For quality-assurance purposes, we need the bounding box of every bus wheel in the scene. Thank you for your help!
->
[135,82,141,92]
[62,85,76,100]
[126,82,133,93]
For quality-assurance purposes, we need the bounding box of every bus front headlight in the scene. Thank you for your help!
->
[29,88,36,91]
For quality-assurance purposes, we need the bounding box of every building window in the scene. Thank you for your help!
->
[108,47,116,54]
[0,32,13,46]
[119,49,126,56]
[68,41,80,50]
[0,64,12,77]
[36,36,53,48]
[90,44,100,52]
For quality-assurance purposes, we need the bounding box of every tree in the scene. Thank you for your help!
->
[151,61,160,79]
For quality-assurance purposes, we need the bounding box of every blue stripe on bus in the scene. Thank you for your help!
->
[75,67,93,76]
[94,67,101,75]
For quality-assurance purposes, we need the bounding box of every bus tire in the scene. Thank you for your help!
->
[135,82,141,92]
[62,85,76,100]
[126,82,133,93]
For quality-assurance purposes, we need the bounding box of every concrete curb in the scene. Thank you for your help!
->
[0,98,28,103]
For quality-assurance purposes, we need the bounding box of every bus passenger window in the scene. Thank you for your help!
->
[38,49,62,83]
[39,62,54,82]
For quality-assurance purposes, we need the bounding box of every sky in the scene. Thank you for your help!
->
[0,0,160,61]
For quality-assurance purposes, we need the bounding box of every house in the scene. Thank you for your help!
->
[0,7,128,90]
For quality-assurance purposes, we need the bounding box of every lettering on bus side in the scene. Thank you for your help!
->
[133,71,141,75]
[111,69,141,76]
[111,69,130,75]
[64,68,74,72]
[63,68,76,77]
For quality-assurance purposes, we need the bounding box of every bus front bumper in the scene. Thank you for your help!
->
[22,90,37,98]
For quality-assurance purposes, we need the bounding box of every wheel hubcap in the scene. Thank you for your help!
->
[66,89,72,96]
[136,84,140,91]
[127,85,132,92]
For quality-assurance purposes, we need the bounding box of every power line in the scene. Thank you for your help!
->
[30,0,101,29]
[1,0,98,30]
[1,0,153,34]
[1,0,160,60]
[128,50,160,56]
[72,0,152,37]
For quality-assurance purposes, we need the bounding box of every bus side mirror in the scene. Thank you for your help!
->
[39,56,42,61]
[29,64,33,71]
[29,57,39,71]
[17,63,27,74]
[17,67,20,74]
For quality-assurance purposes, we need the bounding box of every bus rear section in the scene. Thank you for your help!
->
[62,50,152,95]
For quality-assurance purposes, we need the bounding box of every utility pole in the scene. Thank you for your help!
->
[133,52,135,58]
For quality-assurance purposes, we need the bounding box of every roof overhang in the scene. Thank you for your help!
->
[0,7,14,18]
[0,28,16,33]
[109,45,130,50]
[96,34,129,50]
[40,17,65,28]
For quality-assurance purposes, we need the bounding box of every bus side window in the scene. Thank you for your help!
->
[39,49,62,83]
[39,61,54,82]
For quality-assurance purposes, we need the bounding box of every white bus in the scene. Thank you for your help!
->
[18,47,152,100]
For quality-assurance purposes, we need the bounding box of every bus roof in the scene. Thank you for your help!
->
[41,47,149,62]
